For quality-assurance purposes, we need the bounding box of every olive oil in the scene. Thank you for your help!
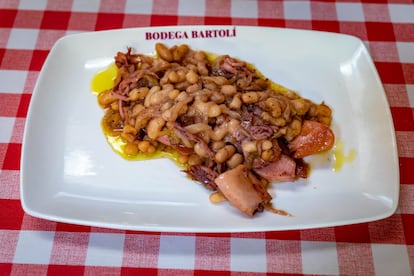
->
[103,123,184,166]
[90,63,118,94]
[332,140,357,172]
[91,63,184,166]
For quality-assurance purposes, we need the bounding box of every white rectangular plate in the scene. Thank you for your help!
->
[21,26,399,232]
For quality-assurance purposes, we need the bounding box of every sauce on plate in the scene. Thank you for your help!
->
[91,63,118,95]
[332,140,357,172]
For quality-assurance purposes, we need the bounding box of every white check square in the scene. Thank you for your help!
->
[7,29,39,50]
[0,117,15,143]
[0,70,28,94]
[13,231,55,264]
[158,235,196,269]
[71,0,100,12]
[18,0,47,10]
[231,238,267,272]
[178,0,205,16]
[371,244,411,276]
[125,0,153,14]
[407,85,414,108]
[336,3,364,22]
[389,4,414,23]
[301,241,339,275]
[231,0,258,18]
[85,233,125,266]
[397,42,414,63]
[284,1,311,20]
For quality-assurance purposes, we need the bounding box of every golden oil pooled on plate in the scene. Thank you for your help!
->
[332,140,357,172]
[90,63,118,94]
[102,119,185,166]
[91,63,184,165]
[305,139,357,173]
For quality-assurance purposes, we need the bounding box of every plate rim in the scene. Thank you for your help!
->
[20,25,400,232]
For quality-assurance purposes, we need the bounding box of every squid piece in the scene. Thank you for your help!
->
[254,154,296,182]
[289,120,335,158]
[215,165,272,216]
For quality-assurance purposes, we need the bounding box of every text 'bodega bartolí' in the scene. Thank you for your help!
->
[145,27,237,40]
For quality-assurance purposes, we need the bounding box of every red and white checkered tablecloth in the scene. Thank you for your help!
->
[1,0,413,275]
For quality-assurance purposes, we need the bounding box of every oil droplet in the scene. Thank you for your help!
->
[332,140,357,172]
[90,63,118,94]
[209,191,227,204]
[104,130,186,168]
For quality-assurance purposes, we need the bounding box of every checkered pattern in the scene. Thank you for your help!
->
[1,0,413,275]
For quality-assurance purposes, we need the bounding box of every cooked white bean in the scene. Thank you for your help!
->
[241,92,259,103]
[207,103,221,117]
[144,86,160,107]
[194,143,209,158]
[261,140,273,151]
[241,140,257,153]
[155,43,173,61]
[229,94,242,109]
[226,153,243,168]
[215,145,236,163]
[186,70,199,84]
[147,117,165,139]
[221,84,237,96]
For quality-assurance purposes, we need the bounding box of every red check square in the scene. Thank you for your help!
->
[2,143,21,170]
[366,22,396,41]
[150,15,178,26]
[335,223,370,243]
[96,13,125,30]
[0,199,24,230]
[401,214,414,245]
[0,10,17,28]
[29,50,49,71]
[40,11,70,30]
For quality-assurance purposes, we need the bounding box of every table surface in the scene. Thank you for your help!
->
[1,0,414,275]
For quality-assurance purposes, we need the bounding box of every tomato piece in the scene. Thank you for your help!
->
[289,120,335,158]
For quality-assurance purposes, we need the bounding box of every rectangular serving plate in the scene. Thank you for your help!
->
[20,26,399,232]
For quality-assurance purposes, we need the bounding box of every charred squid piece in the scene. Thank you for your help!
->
[221,56,246,75]
[157,135,193,156]
[211,55,248,78]
[185,165,218,191]
[215,164,272,216]
[254,154,296,182]
[117,70,159,95]
[289,120,335,158]
[174,124,215,158]
[114,49,131,68]
[114,47,142,68]
[295,158,309,178]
